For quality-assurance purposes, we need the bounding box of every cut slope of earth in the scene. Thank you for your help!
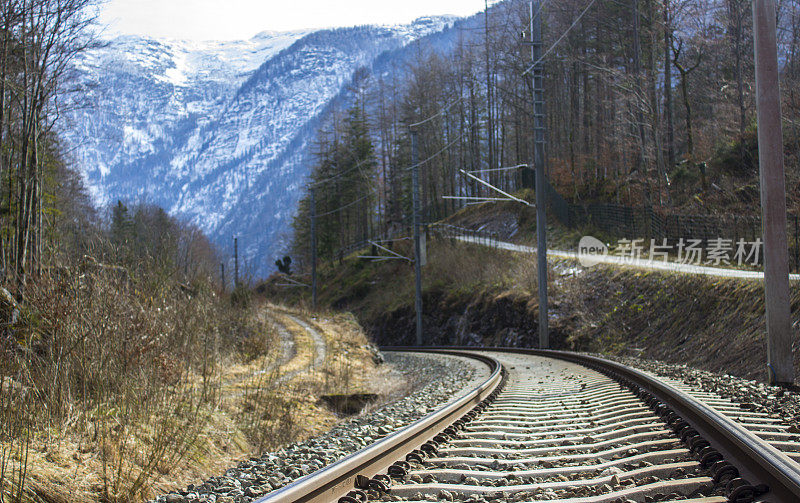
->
[260,204,800,384]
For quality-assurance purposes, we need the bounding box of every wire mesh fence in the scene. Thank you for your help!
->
[332,176,800,273]
[545,177,800,272]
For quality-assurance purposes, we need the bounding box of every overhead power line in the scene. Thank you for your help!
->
[459,169,532,206]
[466,164,528,173]
[358,240,412,262]
[310,151,376,187]
[408,97,463,129]
[310,129,463,220]
[314,193,372,217]
[442,196,519,202]
[311,97,463,189]
[370,236,413,243]
[405,133,465,171]
[522,0,599,76]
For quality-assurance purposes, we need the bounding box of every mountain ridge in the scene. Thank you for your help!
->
[62,16,459,276]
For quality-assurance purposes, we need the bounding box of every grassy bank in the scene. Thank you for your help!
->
[0,263,382,502]
[263,232,800,383]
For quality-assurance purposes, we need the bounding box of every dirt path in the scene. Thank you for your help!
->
[275,314,327,383]
[264,320,296,376]
[286,315,326,369]
[221,310,328,390]
[222,316,297,392]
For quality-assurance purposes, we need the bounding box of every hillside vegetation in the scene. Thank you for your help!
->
[283,0,800,381]
[267,202,799,383]
[0,3,391,501]
[2,286,385,502]
[291,0,800,273]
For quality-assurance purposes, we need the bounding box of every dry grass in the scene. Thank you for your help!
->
[0,264,385,502]
[424,239,558,298]
[284,233,800,383]
[555,264,800,381]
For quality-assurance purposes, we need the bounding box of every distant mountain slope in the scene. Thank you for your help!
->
[62,17,456,276]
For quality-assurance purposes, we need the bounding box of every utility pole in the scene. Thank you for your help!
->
[484,0,495,190]
[234,236,239,289]
[530,0,549,349]
[220,262,225,292]
[753,0,793,385]
[310,187,318,311]
[536,165,549,349]
[411,130,423,346]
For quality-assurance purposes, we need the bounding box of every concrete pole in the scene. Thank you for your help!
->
[536,164,549,350]
[310,188,318,311]
[532,0,549,349]
[753,0,794,385]
[234,237,239,288]
[411,130,423,346]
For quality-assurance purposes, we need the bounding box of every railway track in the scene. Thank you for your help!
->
[255,349,800,503]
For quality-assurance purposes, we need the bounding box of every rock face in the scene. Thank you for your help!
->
[368,290,568,349]
[61,17,455,275]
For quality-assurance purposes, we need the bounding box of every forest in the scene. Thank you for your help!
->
[293,0,800,263]
[0,1,260,501]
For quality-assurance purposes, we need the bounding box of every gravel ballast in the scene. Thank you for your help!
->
[594,353,800,430]
[155,351,490,503]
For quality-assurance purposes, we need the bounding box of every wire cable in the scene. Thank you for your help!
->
[407,97,463,129]
[314,193,372,217]
[466,164,528,173]
[311,156,374,187]
[522,0,599,76]
[370,236,413,243]
[405,133,465,171]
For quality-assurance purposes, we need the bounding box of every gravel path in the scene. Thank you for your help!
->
[274,315,326,384]
[275,322,296,365]
[457,234,800,281]
[156,352,489,503]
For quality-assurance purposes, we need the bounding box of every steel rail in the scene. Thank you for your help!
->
[387,347,800,503]
[254,346,800,502]
[253,350,503,503]
[530,349,800,503]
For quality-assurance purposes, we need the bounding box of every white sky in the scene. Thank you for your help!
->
[98,0,487,41]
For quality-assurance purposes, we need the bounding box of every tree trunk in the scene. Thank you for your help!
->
[484,0,495,183]
[663,0,675,168]
[632,0,648,175]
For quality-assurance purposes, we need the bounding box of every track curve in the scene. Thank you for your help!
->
[253,348,800,503]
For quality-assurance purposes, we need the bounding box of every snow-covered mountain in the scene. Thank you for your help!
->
[62,17,456,276]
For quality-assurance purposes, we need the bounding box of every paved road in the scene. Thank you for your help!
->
[457,235,800,281]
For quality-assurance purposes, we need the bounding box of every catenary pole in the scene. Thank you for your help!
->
[310,187,318,310]
[536,166,549,349]
[234,237,239,288]
[753,0,793,385]
[411,130,423,346]
[532,0,549,349]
